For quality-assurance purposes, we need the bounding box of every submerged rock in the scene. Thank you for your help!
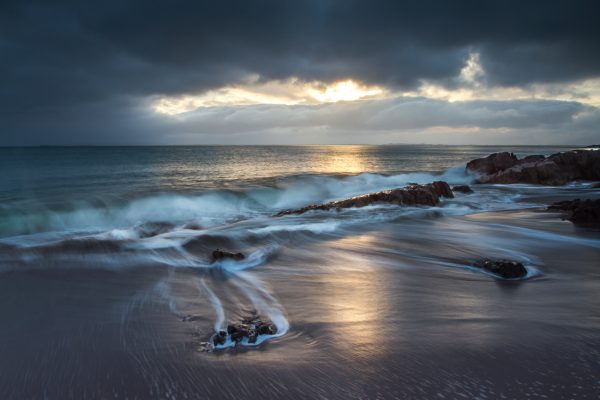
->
[210,316,278,349]
[473,259,528,279]
[452,185,473,194]
[466,149,600,185]
[275,181,453,216]
[183,222,203,230]
[211,249,245,262]
[136,221,176,238]
[547,199,600,226]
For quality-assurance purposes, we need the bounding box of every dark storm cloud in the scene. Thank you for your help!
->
[1,0,599,144]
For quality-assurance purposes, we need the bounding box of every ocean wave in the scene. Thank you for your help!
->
[0,164,562,265]
[0,167,477,239]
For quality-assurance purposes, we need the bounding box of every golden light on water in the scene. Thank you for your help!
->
[316,235,393,358]
[315,145,371,175]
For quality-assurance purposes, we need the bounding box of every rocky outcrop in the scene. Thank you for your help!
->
[211,315,278,347]
[275,181,454,216]
[547,199,600,226]
[466,149,600,185]
[452,185,473,194]
[466,152,519,175]
[211,249,245,262]
[473,259,528,279]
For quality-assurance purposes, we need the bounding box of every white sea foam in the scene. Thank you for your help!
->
[212,272,289,349]
[198,279,225,332]
[0,167,479,239]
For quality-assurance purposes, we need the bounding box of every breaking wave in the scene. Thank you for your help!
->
[0,167,477,239]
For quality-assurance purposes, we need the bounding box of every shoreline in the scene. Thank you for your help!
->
[0,146,599,398]
[1,206,599,398]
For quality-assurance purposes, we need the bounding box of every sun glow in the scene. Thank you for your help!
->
[152,53,600,116]
[307,80,384,103]
[152,78,386,115]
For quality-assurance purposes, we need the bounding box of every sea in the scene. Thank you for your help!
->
[0,145,599,399]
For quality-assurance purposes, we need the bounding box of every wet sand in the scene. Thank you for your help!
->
[1,207,599,399]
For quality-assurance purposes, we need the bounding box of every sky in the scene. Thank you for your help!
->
[1,0,600,146]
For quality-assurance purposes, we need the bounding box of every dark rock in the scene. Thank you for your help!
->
[135,222,176,238]
[211,249,245,262]
[257,323,277,335]
[548,199,600,226]
[466,149,600,185]
[452,185,473,194]
[183,222,203,230]
[227,324,238,334]
[209,315,278,349]
[230,329,249,343]
[276,181,454,216]
[519,154,546,164]
[548,199,582,212]
[212,330,227,346]
[466,152,519,175]
[473,259,528,279]
[571,205,600,226]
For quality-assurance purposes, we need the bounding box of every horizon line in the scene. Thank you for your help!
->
[0,143,584,148]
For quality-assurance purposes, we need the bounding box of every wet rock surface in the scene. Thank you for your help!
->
[466,149,600,185]
[183,222,203,230]
[466,152,519,175]
[276,181,454,216]
[473,259,528,279]
[210,315,278,348]
[211,249,245,262]
[452,185,473,194]
[548,199,600,226]
[135,222,176,238]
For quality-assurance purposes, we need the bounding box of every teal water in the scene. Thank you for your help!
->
[1,145,571,198]
[0,145,572,237]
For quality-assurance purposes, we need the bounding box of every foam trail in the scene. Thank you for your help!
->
[249,221,340,235]
[197,278,225,332]
[233,272,289,338]
[433,259,542,280]
[154,280,185,317]
[145,246,209,269]
[211,272,289,349]
[488,223,600,249]
[214,245,279,273]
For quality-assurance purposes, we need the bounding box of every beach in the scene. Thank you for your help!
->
[0,145,599,399]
